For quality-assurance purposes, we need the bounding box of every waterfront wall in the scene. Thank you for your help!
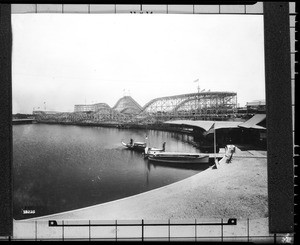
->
[12,119,37,125]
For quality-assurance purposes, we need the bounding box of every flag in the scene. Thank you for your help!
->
[203,122,215,136]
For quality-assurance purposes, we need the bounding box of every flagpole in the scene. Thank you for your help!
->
[193,79,199,116]
[214,122,216,162]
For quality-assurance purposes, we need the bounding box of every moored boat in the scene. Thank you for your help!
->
[122,140,147,152]
[148,152,209,164]
[144,142,166,158]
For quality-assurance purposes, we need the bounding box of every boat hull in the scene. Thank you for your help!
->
[148,153,209,164]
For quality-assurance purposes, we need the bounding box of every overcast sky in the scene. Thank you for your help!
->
[12,14,265,114]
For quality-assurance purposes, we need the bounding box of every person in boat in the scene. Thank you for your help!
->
[130,138,133,146]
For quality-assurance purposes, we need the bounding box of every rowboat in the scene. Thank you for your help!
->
[121,141,147,152]
[148,152,209,164]
[144,142,166,158]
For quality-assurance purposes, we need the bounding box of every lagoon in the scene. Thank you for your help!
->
[13,124,210,220]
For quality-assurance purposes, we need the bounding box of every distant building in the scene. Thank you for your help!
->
[94,103,111,112]
[246,100,266,113]
[33,110,60,115]
[74,103,110,112]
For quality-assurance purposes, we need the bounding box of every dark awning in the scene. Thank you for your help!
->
[165,114,266,135]
[164,120,241,134]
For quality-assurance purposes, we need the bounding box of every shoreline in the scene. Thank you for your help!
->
[19,148,268,221]
[27,121,196,136]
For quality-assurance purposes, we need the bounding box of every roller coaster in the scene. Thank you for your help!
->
[35,91,237,123]
[140,92,237,118]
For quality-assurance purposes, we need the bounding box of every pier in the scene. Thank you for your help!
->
[12,118,37,125]
[208,153,224,159]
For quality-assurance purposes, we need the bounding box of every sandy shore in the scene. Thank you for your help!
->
[25,148,268,221]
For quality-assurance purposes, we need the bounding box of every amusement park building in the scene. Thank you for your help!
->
[246,100,266,113]
[74,103,110,112]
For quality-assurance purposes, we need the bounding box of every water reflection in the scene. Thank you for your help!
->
[145,160,212,171]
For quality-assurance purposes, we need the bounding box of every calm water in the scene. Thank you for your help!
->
[13,124,210,220]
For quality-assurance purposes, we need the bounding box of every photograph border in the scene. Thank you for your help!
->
[0,1,295,237]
